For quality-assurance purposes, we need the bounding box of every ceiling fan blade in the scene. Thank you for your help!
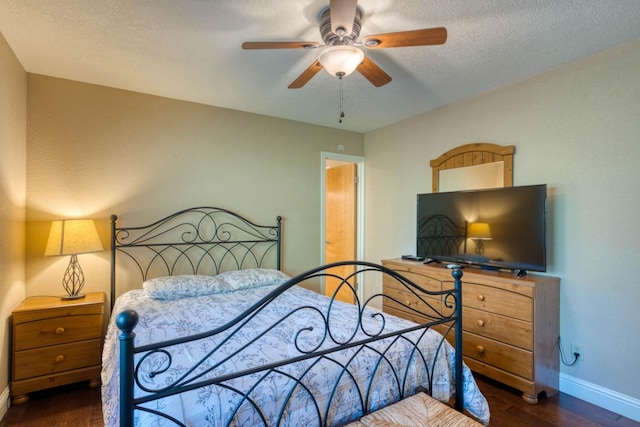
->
[288,60,323,89]
[330,0,357,35]
[362,27,447,49]
[357,56,392,87]
[242,41,320,50]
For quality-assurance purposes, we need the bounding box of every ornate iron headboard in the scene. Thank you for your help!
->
[417,214,467,257]
[110,206,282,310]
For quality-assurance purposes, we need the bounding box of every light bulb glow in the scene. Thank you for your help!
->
[318,45,364,77]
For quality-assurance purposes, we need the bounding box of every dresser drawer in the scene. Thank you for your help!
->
[463,306,533,350]
[383,286,442,319]
[383,271,441,293]
[13,339,102,380]
[463,282,532,321]
[383,306,452,344]
[463,332,533,379]
[14,314,103,351]
[382,259,560,403]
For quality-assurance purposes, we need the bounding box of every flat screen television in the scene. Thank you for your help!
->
[416,184,547,273]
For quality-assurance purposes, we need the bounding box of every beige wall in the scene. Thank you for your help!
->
[0,33,27,416]
[364,38,640,407]
[25,75,364,303]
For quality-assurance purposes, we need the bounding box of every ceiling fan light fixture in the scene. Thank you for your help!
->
[318,45,364,77]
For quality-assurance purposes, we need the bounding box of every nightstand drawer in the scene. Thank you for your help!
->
[13,339,102,380]
[463,282,532,321]
[463,306,533,350]
[463,332,533,379]
[14,314,103,351]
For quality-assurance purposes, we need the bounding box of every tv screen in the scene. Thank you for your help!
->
[416,184,547,273]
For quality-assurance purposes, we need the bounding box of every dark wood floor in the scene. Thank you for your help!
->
[1,375,638,426]
[0,382,103,427]
[474,375,639,427]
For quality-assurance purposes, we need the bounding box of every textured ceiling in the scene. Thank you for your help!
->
[1,0,640,133]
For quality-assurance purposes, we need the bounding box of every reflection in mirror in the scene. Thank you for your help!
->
[439,162,504,192]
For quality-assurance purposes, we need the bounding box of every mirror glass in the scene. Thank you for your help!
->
[439,161,504,192]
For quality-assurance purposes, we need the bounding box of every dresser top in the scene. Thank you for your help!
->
[382,259,560,288]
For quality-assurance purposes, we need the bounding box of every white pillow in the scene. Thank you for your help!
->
[216,268,290,291]
[143,274,231,300]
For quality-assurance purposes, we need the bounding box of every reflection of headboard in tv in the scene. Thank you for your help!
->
[417,214,467,257]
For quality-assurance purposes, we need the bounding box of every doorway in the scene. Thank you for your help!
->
[321,152,365,304]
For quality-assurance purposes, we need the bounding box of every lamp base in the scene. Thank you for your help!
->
[61,254,86,300]
[60,293,86,300]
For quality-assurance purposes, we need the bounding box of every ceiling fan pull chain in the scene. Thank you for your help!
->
[339,75,345,123]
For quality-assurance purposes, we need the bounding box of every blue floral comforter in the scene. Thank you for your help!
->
[102,270,490,426]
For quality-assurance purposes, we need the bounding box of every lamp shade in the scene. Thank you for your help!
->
[318,45,364,77]
[468,222,492,240]
[45,219,103,256]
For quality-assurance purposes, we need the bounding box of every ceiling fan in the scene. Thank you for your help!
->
[242,0,447,89]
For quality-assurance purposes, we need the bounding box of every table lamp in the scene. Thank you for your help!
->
[468,222,492,255]
[45,219,103,299]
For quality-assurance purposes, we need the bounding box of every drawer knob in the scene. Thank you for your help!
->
[476,345,485,354]
[477,294,485,302]
[476,320,485,327]
[405,300,412,307]
[55,355,65,363]
[55,327,65,335]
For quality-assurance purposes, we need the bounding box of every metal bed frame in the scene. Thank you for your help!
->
[110,206,281,310]
[109,207,465,427]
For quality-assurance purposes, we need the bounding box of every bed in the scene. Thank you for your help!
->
[102,207,490,426]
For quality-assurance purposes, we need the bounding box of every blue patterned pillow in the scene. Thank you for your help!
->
[143,269,290,300]
[143,275,230,300]
[216,268,290,290]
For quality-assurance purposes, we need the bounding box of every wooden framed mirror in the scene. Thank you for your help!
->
[430,143,515,192]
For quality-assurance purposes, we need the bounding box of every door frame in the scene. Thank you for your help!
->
[320,151,365,302]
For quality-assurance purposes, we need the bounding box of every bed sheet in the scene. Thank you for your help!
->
[102,280,489,426]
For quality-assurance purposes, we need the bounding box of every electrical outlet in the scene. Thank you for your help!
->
[571,343,584,362]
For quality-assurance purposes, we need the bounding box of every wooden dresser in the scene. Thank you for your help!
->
[381,259,559,404]
[11,292,105,404]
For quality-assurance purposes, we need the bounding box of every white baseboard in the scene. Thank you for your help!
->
[0,385,9,422]
[560,373,640,422]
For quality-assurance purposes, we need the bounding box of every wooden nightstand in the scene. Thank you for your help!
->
[11,292,105,404]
